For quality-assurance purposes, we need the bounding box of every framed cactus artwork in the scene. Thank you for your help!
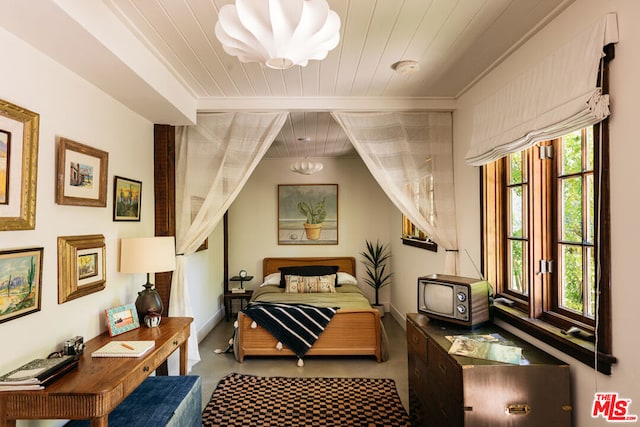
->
[0,247,43,323]
[278,184,338,245]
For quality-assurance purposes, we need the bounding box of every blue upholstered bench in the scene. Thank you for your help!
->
[65,375,201,427]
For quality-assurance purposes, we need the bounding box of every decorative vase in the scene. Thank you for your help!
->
[303,223,323,240]
[144,310,162,327]
[135,283,163,323]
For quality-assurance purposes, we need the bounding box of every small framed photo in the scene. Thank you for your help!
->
[0,247,43,323]
[105,303,140,336]
[55,137,109,207]
[57,234,106,304]
[113,176,141,221]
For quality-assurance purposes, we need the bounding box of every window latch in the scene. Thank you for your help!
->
[539,145,554,159]
[539,259,554,274]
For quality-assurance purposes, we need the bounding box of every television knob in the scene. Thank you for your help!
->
[456,292,467,302]
[456,305,467,314]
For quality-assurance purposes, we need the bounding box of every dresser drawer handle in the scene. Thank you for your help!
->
[143,366,150,372]
[412,335,419,345]
[413,368,421,379]
[505,403,531,415]
[438,361,447,375]
[173,340,179,346]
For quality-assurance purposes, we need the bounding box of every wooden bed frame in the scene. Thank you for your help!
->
[235,257,382,362]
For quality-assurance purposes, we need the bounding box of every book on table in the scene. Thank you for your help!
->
[91,340,155,358]
[0,355,79,390]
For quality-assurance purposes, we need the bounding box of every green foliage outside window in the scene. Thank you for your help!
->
[558,129,595,317]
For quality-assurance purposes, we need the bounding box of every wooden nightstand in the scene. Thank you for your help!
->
[224,290,253,321]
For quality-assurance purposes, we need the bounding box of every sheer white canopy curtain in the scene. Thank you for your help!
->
[332,111,459,274]
[169,112,287,373]
[465,13,618,166]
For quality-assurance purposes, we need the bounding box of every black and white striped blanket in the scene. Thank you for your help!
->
[242,301,338,359]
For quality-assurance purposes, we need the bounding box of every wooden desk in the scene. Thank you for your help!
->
[0,317,192,427]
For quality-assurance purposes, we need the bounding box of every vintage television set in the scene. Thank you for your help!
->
[418,274,491,328]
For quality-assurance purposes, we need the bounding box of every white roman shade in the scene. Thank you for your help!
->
[465,13,618,166]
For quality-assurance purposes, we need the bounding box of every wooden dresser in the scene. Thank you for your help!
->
[0,317,192,427]
[406,313,572,427]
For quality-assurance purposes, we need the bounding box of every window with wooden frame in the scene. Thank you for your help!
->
[482,124,615,374]
[401,171,437,252]
[402,214,437,251]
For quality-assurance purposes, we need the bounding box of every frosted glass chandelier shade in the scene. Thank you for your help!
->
[290,160,324,175]
[215,0,341,69]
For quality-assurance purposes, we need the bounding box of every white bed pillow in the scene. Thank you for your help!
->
[284,274,337,293]
[260,272,281,287]
[337,272,358,285]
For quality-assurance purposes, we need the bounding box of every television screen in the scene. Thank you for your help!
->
[424,282,454,316]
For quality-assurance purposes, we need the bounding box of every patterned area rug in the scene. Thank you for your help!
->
[203,373,412,426]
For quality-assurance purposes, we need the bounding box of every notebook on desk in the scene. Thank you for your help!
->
[91,340,155,358]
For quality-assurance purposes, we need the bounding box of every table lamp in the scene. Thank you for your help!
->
[119,236,176,325]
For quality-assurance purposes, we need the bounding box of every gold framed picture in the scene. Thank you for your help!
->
[57,234,106,304]
[0,98,39,230]
[55,137,109,207]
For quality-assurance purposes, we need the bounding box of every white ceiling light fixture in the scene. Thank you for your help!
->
[290,137,323,175]
[392,60,420,75]
[215,0,341,70]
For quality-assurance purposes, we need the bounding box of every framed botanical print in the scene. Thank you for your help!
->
[113,176,141,221]
[55,137,109,207]
[0,247,43,323]
[0,98,39,231]
[57,234,106,303]
[278,184,338,245]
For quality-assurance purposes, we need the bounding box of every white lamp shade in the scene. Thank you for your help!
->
[119,236,176,274]
[215,0,341,69]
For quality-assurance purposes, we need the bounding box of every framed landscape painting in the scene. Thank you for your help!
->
[113,176,141,221]
[57,234,106,304]
[0,247,43,323]
[55,137,108,207]
[278,184,338,245]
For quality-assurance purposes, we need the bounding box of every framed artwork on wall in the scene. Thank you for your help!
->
[55,137,109,207]
[0,98,39,231]
[113,176,141,221]
[0,247,43,323]
[278,184,338,245]
[57,234,106,304]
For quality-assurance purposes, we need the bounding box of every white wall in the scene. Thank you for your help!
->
[185,221,225,342]
[227,156,396,306]
[388,210,448,321]
[0,27,156,427]
[451,1,640,425]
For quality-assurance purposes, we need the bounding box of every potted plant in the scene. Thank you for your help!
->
[297,198,327,240]
[360,240,393,317]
